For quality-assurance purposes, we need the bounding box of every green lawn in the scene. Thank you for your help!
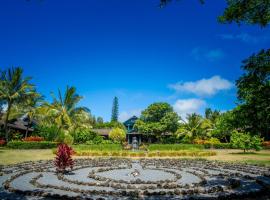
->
[1,146,270,167]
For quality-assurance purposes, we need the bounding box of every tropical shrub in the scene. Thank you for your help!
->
[71,129,97,144]
[54,144,74,173]
[85,135,105,145]
[109,128,126,143]
[230,131,262,152]
[22,136,44,142]
[7,141,58,149]
[33,125,59,141]
[204,138,221,145]
[64,134,74,145]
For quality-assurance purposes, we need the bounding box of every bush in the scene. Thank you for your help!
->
[54,144,74,173]
[64,134,74,145]
[7,141,58,149]
[74,144,122,151]
[109,128,126,143]
[230,131,262,152]
[148,144,204,151]
[22,136,44,142]
[33,125,59,141]
[85,135,106,144]
[71,129,97,144]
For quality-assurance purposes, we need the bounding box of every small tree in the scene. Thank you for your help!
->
[109,128,126,143]
[54,143,74,173]
[230,131,262,153]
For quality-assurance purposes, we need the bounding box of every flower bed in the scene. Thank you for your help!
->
[22,136,44,142]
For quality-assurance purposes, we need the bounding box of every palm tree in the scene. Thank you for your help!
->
[0,67,35,141]
[176,113,212,141]
[23,92,44,138]
[43,86,91,134]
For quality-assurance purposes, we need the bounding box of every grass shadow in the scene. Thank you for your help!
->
[230,152,257,155]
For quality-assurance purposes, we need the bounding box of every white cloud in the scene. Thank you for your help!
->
[173,98,206,119]
[168,75,233,96]
[219,33,270,44]
[119,109,142,122]
[191,47,224,61]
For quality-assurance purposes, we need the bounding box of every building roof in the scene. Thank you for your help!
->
[0,118,34,132]
[92,128,112,136]
[123,116,138,126]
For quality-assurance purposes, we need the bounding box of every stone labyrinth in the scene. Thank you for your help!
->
[1,158,270,200]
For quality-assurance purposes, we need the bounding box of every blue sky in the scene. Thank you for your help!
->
[0,0,269,121]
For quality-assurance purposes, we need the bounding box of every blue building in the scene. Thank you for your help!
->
[123,116,142,145]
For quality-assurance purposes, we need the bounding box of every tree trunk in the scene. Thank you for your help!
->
[4,102,11,142]
[25,119,31,139]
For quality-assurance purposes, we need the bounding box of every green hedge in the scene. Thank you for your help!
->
[7,141,58,149]
[204,143,232,149]
[148,144,204,151]
[73,144,122,151]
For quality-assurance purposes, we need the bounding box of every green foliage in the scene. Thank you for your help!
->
[219,0,270,26]
[235,49,270,139]
[148,144,204,151]
[160,0,270,27]
[176,113,212,141]
[135,102,179,140]
[85,135,105,144]
[33,125,59,141]
[73,144,122,151]
[7,141,58,149]
[111,96,119,122]
[160,134,179,144]
[71,129,97,144]
[41,86,92,134]
[230,131,262,152]
[0,67,37,141]
[211,111,236,142]
[109,128,126,143]
[93,121,125,129]
[64,134,74,145]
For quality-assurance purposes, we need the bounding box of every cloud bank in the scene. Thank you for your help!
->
[169,75,233,96]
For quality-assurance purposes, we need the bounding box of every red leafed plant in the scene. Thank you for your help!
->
[0,139,6,146]
[22,136,44,142]
[54,143,74,173]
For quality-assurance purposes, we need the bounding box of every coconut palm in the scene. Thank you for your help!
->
[43,86,91,134]
[0,67,36,141]
[176,113,212,141]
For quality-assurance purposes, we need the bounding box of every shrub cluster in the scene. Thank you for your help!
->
[7,141,58,149]
[148,144,204,151]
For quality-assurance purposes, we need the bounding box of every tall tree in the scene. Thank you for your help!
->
[235,49,270,139]
[43,86,91,134]
[135,102,179,141]
[111,96,119,122]
[160,0,270,27]
[0,67,35,141]
[0,101,4,121]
